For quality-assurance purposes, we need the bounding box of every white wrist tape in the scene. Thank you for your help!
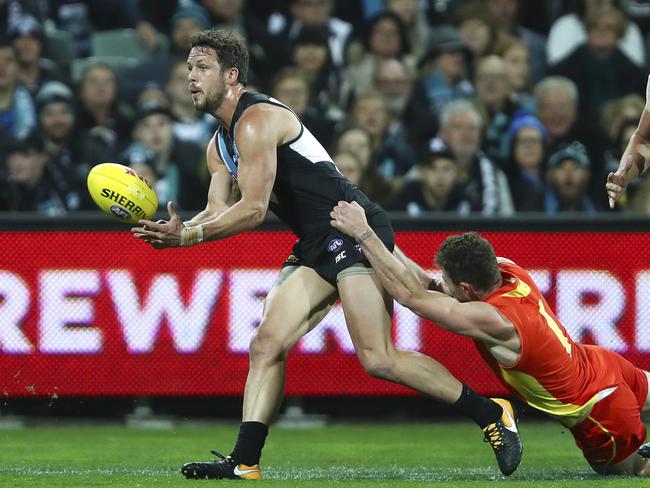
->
[180,224,204,247]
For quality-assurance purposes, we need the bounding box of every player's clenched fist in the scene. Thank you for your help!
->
[330,201,371,241]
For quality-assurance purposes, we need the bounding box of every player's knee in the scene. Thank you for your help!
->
[357,349,396,380]
[249,328,287,365]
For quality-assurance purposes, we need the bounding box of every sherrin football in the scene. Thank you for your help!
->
[87,163,158,224]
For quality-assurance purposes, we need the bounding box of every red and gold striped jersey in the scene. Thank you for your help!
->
[478,262,618,426]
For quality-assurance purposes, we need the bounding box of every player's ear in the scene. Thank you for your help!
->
[226,67,239,86]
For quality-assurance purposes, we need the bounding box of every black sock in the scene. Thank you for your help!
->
[230,421,268,466]
[452,384,502,429]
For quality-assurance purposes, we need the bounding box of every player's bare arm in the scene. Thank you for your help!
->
[330,201,513,344]
[393,246,442,290]
[132,106,287,248]
[184,135,234,227]
[607,75,650,207]
[131,135,233,247]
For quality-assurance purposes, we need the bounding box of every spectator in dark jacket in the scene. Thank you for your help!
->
[550,5,645,120]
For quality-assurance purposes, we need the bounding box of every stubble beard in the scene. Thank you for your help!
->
[194,89,225,116]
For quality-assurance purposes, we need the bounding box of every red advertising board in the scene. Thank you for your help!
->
[1,230,649,397]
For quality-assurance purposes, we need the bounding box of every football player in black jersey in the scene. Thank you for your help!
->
[132,29,522,480]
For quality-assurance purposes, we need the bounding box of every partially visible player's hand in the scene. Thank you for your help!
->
[606,154,638,208]
[131,201,183,249]
[330,201,371,240]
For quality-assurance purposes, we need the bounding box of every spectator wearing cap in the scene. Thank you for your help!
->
[532,141,598,213]
[407,24,474,146]
[0,36,36,140]
[485,0,547,82]
[10,16,70,97]
[504,113,549,211]
[119,3,211,104]
[388,146,471,215]
[433,100,514,215]
[268,0,353,68]
[0,130,84,214]
[550,5,645,120]
[345,12,415,101]
[122,100,207,211]
[36,81,80,170]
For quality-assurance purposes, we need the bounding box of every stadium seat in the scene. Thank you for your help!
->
[91,28,169,60]
[72,56,140,83]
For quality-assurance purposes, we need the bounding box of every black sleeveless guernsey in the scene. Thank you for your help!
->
[214,91,394,284]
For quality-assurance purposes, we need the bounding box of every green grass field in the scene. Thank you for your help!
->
[0,421,644,487]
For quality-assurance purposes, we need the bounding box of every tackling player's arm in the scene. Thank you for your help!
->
[330,201,508,342]
[393,246,450,293]
[606,75,650,207]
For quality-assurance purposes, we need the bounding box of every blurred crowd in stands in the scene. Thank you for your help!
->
[1,0,650,216]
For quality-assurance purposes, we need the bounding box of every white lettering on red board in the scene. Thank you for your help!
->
[0,268,643,355]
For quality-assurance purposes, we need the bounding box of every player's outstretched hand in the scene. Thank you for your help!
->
[132,201,184,249]
[606,154,637,208]
[330,201,371,240]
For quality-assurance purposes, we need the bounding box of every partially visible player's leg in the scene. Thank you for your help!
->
[572,353,649,476]
[182,265,337,480]
[336,270,522,475]
[592,452,649,476]
[337,269,460,400]
[242,265,336,423]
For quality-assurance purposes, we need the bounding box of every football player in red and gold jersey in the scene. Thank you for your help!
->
[330,202,650,476]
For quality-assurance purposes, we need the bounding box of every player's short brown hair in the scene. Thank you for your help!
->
[190,29,249,85]
[435,232,500,290]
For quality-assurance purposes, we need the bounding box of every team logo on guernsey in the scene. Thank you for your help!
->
[327,239,344,253]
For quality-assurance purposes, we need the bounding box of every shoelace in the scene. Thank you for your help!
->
[483,423,504,449]
[210,450,230,462]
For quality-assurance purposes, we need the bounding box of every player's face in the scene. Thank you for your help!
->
[187,46,227,114]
